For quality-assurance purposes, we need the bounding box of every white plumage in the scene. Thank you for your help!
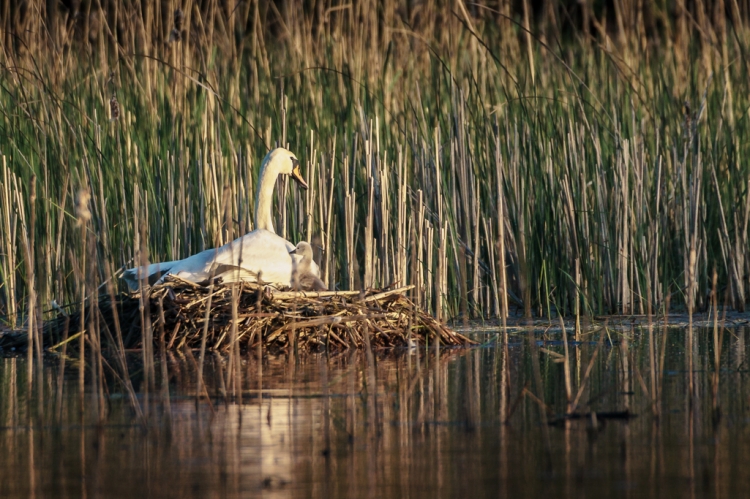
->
[121,147,319,290]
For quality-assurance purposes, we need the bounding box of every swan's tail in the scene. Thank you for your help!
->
[121,261,177,291]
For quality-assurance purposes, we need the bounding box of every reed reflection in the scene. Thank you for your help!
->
[0,327,749,498]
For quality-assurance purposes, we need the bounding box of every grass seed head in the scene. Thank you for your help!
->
[109,95,120,121]
[174,9,184,31]
[75,189,92,226]
[169,29,181,43]
[169,9,184,42]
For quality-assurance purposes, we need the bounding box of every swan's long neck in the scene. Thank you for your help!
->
[254,162,278,233]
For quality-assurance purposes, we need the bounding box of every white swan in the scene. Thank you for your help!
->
[121,147,320,290]
[289,241,327,291]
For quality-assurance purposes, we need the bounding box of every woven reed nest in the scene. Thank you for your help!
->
[1,277,473,353]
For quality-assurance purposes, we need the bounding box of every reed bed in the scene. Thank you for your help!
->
[1,0,749,338]
[0,279,471,352]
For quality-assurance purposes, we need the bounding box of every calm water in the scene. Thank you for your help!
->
[2,325,750,498]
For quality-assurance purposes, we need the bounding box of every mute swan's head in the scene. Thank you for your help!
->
[261,147,308,189]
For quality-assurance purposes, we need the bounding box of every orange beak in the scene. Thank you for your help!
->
[290,158,308,189]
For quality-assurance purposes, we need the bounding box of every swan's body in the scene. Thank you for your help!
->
[290,241,327,291]
[122,148,319,290]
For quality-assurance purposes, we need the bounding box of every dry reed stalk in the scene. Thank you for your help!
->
[345,155,355,291]
[471,177,480,316]
[0,158,17,328]
[416,190,425,309]
[364,175,374,289]
[75,189,91,419]
[484,219,500,317]
[687,247,696,402]
[425,222,434,316]
[438,223,447,322]
[18,178,36,392]
[396,149,407,291]
[305,132,317,243]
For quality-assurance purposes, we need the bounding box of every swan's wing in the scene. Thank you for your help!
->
[211,229,297,285]
[131,229,316,288]
[165,247,219,283]
[210,263,259,284]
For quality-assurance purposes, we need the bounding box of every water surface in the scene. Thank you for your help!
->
[2,325,750,498]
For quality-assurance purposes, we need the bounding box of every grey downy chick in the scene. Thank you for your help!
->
[289,241,327,291]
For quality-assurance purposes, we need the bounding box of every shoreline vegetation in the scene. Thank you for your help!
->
[1,0,749,340]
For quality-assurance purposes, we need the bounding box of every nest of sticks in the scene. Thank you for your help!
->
[6,277,473,353]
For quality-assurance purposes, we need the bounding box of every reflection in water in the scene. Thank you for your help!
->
[1,326,750,497]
